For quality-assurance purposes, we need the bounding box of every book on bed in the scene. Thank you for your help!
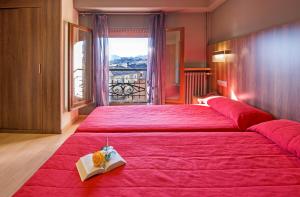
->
[76,146,126,182]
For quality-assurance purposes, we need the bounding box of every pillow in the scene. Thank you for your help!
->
[207,97,273,130]
[247,119,300,157]
[198,95,223,106]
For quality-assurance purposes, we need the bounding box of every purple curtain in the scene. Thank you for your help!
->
[93,15,109,106]
[147,13,166,105]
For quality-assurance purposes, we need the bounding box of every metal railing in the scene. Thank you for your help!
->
[109,68,147,103]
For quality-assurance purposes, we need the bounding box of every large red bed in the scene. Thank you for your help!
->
[14,129,300,197]
[76,105,240,133]
[76,97,273,133]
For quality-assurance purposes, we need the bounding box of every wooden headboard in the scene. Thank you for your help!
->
[208,20,300,121]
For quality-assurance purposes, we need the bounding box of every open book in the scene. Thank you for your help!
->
[76,147,126,182]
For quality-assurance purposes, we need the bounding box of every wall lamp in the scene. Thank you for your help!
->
[212,49,231,63]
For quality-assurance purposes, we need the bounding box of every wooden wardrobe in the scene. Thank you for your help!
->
[0,8,42,131]
[0,0,62,133]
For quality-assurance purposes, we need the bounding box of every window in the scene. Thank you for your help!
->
[68,23,93,111]
[108,37,148,104]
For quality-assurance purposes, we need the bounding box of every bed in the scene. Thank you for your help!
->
[76,97,273,133]
[76,104,240,133]
[14,120,300,197]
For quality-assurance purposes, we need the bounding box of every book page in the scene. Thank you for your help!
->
[76,160,87,182]
[104,151,126,172]
[77,154,105,181]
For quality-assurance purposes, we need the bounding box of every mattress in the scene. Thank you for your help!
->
[76,105,240,133]
[15,132,300,197]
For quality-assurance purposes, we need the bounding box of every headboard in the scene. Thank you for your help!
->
[208,20,300,122]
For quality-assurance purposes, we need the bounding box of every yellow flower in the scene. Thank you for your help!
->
[92,151,105,167]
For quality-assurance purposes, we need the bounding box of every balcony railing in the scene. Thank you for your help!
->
[109,68,147,104]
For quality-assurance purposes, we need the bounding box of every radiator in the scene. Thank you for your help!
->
[185,71,209,104]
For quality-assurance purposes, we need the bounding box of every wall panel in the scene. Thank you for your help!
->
[210,0,300,43]
[208,20,300,121]
[41,0,61,133]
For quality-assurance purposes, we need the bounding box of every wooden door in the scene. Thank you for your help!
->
[0,8,42,130]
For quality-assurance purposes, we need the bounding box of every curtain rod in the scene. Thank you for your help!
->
[79,12,162,15]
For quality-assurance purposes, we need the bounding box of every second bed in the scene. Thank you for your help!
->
[76,97,273,133]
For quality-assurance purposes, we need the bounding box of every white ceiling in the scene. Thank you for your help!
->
[74,0,227,13]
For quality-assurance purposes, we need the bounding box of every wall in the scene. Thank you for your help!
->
[61,0,79,130]
[210,0,300,43]
[166,13,207,67]
[208,20,300,121]
[109,14,149,29]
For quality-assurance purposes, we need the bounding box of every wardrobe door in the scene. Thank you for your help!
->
[0,8,42,130]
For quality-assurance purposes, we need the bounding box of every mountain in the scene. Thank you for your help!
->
[110,55,121,60]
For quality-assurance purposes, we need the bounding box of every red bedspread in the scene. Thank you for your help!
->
[15,132,300,197]
[76,105,240,133]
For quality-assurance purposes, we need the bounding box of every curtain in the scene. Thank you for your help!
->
[93,15,109,106]
[147,13,166,105]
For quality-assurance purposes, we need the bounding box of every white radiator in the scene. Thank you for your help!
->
[185,71,209,104]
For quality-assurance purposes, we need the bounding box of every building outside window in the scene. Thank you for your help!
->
[108,37,148,104]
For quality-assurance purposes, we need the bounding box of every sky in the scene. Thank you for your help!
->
[109,38,148,58]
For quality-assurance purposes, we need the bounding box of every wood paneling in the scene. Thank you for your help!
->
[208,20,300,121]
[0,8,42,130]
[41,0,61,133]
[0,0,41,8]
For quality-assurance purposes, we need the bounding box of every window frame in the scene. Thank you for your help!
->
[68,23,94,111]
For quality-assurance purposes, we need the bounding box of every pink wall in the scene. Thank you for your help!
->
[61,0,79,130]
[210,0,300,43]
[166,13,207,67]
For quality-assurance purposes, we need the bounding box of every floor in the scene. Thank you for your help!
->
[0,117,85,197]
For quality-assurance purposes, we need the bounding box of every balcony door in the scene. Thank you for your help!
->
[108,37,148,104]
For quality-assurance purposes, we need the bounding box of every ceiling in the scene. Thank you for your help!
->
[74,0,227,13]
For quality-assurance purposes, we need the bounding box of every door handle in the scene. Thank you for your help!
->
[38,64,41,74]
